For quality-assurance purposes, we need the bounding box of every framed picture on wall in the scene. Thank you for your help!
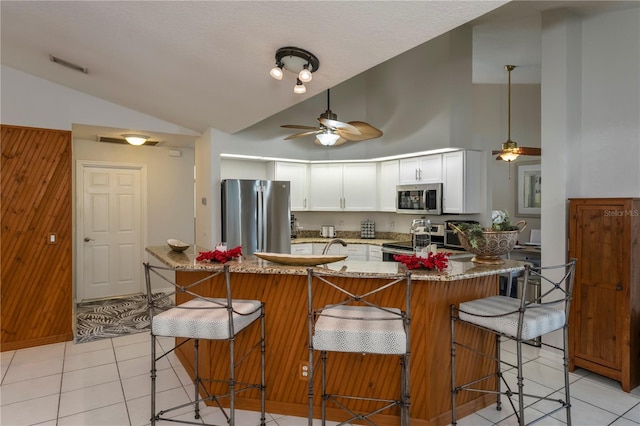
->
[517,163,541,216]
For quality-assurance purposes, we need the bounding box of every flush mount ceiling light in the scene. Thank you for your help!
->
[122,134,149,146]
[269,47,320,94]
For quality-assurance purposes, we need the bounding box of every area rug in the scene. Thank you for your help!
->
[75,293,173,343]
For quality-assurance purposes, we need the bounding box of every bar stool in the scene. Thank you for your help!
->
[144,263,266,426]
[307,268,412,426]
[450,259,577,426]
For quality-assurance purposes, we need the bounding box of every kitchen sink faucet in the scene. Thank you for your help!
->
[322,238,347,255]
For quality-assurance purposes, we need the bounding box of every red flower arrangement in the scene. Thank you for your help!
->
[196,246,242,263]
[393,251,450,271]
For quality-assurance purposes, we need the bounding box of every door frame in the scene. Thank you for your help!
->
[75,160,148,302]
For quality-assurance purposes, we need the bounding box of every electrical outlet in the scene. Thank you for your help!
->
[298,361,309,381]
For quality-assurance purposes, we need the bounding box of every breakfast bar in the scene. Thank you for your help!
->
[146,246,527,426]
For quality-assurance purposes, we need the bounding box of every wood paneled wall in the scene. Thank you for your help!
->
[1,125,73,351]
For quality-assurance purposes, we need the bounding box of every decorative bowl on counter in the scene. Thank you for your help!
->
[167,239,190,252]
[254,252,347,266]
[448,221,526,265]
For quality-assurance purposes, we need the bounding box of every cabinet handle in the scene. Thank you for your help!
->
[303,198,307,208]
[616,284,623,291]
[418,168,422,180]
[415,169,419,180]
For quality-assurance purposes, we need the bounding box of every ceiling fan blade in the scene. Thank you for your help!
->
[313,137,348,146]
[318,117,361,135]
[339,121,383,142]
[284,130,320,140]
[281,124,320,130]
[516,147,542,156]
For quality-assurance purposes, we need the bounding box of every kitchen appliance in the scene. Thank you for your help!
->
[444,219,479,250]
[320,225,336,238]
[361,219,375,239]
[381,223,445,261]
[396,183,442,215]
[221,179,291,256]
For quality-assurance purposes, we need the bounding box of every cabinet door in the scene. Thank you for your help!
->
[570,200,626,372]
[309,164,343,210]
[399,157,421,184]
[342,163,377,211]
[442,150,483,214]
[275,162,308,211]
[442,151,464,213]
[379,160,399,211]
[343,244,368,261]
[419,155,442,183]
[368,245,383,261]
[291,243,313,255]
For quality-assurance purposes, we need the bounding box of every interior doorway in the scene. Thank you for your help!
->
[76,161,147,302]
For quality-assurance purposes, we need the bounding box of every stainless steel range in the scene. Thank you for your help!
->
[381,223,445,261]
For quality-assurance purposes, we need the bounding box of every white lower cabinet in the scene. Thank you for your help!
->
[312,242,368,260]
[291,243,312,255]
[368,245,383,262]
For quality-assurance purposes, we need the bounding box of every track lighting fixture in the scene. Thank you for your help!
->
[293,78,306,94]
[269,47,319,94]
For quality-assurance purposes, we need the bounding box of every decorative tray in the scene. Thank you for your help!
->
[254,252,347,266]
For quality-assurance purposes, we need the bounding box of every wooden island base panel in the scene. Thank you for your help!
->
[146,246,526,426]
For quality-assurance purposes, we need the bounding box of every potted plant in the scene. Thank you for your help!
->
[449,210,526,264]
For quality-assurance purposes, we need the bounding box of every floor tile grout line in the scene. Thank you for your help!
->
[112,338,135,426]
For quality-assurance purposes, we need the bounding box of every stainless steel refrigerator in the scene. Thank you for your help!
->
[221,179,291,256]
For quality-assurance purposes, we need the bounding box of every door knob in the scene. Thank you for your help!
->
[84,237,94,242]
[616,284,623,291]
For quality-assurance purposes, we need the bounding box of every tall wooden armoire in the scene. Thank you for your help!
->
[1,125,73,351]
[568,198,640,392]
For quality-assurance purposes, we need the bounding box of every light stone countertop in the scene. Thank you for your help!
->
[146,246,526,282]
[291,237,398,246]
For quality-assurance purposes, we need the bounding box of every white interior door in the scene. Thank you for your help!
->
[77,163,144,301]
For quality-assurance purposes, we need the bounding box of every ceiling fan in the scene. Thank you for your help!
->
[492,65,541,161]
[281,89,383,146]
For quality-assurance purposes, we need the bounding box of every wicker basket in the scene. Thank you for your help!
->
[449,221,527,264]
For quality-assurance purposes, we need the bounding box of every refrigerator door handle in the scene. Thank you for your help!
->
[257,184,263,252]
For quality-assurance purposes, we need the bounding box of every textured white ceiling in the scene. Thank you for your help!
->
[0,1,508,136]
[1,0,631,144]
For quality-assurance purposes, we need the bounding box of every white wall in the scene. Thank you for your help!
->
[1,65,199,293]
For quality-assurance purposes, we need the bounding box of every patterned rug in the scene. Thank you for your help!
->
[75,293,173,343]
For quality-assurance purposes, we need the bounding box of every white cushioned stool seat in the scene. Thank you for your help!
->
[459,295,565,340]
[152,298,262,340]
[313,305,406,354]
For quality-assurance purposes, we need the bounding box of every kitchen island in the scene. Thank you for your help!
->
[146,246,527,426]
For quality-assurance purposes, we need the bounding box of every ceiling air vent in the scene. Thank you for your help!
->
[97,136,160,146]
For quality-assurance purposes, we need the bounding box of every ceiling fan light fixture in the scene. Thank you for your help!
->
[293,79,306,94]
[270,47,319,93]
[499,151,519,162]
[122,134,149,146]
[316,131,340,146]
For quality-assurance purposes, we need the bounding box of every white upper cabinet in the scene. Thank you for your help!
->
[378,160,399,212]
[399,154,442,184]
[273,162,308,211]
[309,163,377,211]
[442,150,483,214]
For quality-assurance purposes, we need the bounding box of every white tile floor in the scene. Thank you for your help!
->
[1,333,638,426]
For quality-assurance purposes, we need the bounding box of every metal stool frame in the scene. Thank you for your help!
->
[306,268,412,426]
[450,259,577,426]
[144,263,266,426]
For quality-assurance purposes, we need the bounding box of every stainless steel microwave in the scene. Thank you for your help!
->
[396,183,442,215]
